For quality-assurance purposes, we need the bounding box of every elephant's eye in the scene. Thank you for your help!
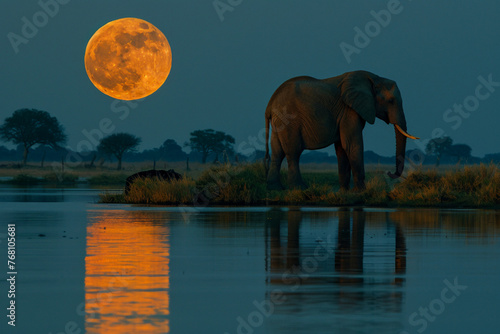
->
[388,98,395,104]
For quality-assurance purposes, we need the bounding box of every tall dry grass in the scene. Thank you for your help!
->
[390,164,499,207]
[124,177,196,204]
[195,163,268,204]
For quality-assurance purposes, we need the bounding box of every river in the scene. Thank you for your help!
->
[0,186,499,334]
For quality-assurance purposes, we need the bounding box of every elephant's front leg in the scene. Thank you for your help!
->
[340,113,366,191]
[345,142,366,191]
[335,142,351,190]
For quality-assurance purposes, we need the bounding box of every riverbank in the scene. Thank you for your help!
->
[99,163,500,208]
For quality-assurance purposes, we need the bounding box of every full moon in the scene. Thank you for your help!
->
[84,18,172,100]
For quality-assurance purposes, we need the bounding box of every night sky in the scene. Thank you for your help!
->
[1,1,499,157]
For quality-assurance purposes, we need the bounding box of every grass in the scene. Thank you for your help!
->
[7,172,79,185]
[124,177,196,204]
[390,164,500,207]
[97,162,500,208]
[88,173,129,185]
[98,192,126,203]
[0,160,203,186]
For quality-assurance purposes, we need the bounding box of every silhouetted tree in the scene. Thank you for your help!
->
[448,144,472,163]
[0,108,67,166]
[159,139,187,161]
[426,136,453,166]
[188,129,235,163]
[97,133,141,170]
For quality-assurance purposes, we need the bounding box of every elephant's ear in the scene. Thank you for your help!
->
[339,72,376,124]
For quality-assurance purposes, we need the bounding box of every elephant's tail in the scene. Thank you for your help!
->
[264,112,271,176]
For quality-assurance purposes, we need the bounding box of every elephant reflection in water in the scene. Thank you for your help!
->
[265,208,406,315]
[335,210,406,286]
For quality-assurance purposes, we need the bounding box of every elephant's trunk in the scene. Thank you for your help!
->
[391,124,407,178]
[387,102,419,179]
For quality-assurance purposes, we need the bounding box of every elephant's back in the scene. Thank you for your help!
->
[266,76,323,116]
[267,76,341,150]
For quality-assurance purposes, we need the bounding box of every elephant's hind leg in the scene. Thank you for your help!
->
[335,142,351,190]
[286,150,307,189]
[267,131,285,190]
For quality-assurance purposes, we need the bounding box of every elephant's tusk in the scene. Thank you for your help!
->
[395,124,419,140]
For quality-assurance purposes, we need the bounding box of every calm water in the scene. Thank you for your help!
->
[0,187,499,334]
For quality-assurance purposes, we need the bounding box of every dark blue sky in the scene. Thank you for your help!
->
[1,1,499,157]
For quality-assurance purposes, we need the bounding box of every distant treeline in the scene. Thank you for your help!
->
[2,108,498,168]
[1,144,499,166]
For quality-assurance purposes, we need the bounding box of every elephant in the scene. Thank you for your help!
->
[264,70,418,190]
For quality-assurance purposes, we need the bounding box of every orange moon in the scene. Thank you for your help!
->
[84,18,172,100]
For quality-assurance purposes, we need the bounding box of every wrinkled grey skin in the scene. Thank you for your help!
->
[264,71,412,191]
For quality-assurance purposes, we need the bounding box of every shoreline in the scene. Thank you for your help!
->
[2,162,498,209]
[97,162,500,209]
